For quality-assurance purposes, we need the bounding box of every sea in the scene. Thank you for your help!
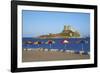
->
[22,37,90,52]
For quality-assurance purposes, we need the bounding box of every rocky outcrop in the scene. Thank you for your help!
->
[39,25,80,38]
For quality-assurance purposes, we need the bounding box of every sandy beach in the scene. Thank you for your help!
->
[22,49,90,62]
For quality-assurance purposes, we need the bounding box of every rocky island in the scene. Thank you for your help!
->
[38,25,80,38]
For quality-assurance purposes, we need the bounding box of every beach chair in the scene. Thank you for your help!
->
[79,51,84,55]
[44,49,49,52]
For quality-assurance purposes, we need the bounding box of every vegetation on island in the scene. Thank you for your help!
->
[39,25,80,38]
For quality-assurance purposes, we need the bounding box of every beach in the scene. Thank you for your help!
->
[22,49,90,62]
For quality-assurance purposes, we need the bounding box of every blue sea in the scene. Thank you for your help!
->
[22,37,90,52]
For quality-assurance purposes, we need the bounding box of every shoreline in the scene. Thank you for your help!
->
[22,49,90,62]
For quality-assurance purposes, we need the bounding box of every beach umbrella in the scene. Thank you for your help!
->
[46,40,55,49]
[27,41,33,45]
[25,41,33,51]
[84,40,89,44]
[62,39,69,50]
[84,39,89,54]
[34,41,42,48]
[80,40,85,52]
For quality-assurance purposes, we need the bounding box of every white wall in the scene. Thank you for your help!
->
[0,0,99,73]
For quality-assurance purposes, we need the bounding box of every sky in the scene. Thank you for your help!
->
[22,10,90,37]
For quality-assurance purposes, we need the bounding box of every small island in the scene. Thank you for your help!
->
[38,25,80,38]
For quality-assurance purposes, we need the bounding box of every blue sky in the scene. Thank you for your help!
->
[22,10,90,37]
